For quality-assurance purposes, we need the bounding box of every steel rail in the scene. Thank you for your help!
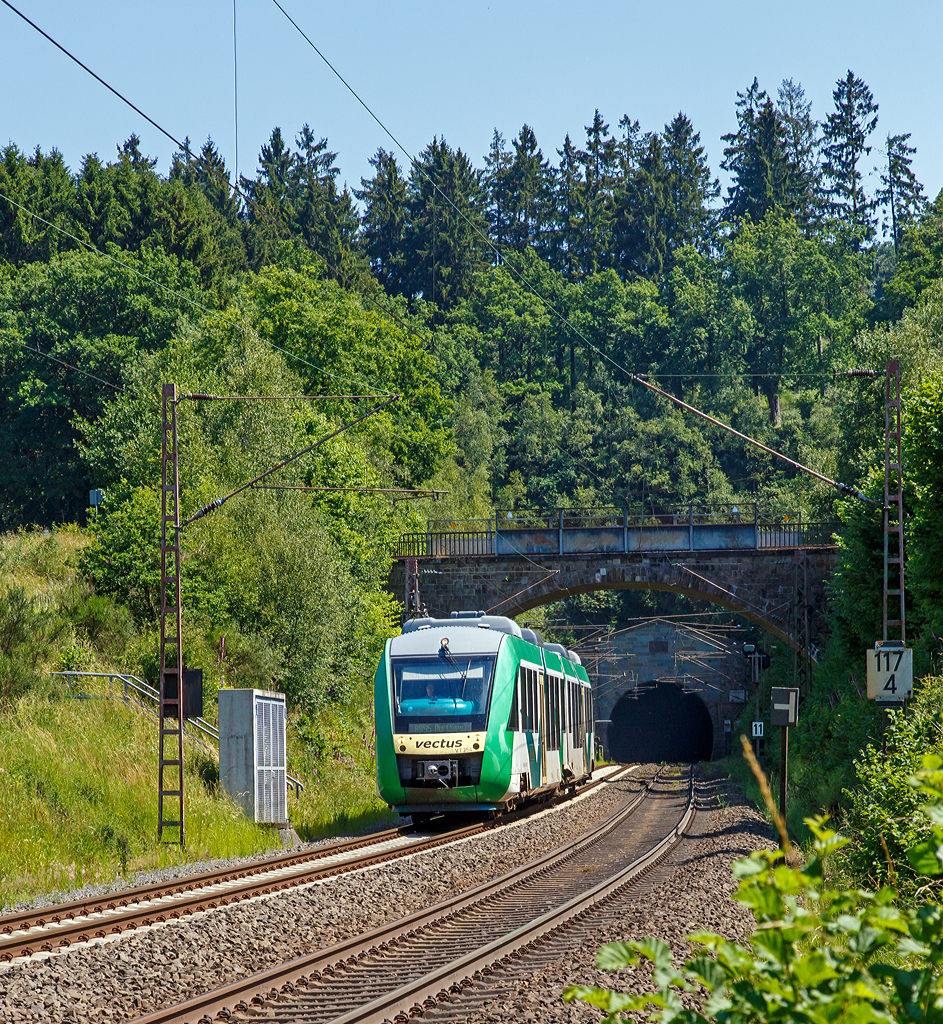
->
[0,767,627,962]
[334,769,695,1024]
[128,766,682,1024]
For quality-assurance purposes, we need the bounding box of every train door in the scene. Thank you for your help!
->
[544,670,561,787]
[561,674,572,774]
[538,667,547,786]
[518,662,541,792]
[568,678,584,778]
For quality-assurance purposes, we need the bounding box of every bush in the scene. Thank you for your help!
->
[565,752,943,1024]
[839,675,943,898]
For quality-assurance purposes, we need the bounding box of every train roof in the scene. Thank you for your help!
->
[399,612,584,667]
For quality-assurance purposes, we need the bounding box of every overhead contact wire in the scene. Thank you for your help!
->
[0,5,397,397]
[0,0,190,156]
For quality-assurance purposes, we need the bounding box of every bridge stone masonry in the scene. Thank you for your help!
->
[388,506,840,656]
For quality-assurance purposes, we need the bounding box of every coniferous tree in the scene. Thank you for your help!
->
[0,144,75,264]
[579,110,617,273]
[241,127,294,265]
[355,148,408,293]
[506,125,554,256]
[721,81,791,225]
[661,112,719,256]
[290,126,362,278]
[483,129,513,253]
[553,133,585,279]
[821,70,879,247]
[612,132,669,278]
[402,137,488,311]
[170,138,241,227]
[776,79,824,232]
[241,126,364,279]
[876,132,926,254]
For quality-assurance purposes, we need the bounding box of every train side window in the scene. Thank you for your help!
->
[529,668,536,730]
[551,675,561,749]
[508,667,521,731]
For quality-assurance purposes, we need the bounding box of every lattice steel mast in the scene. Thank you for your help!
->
[884,360,905,643]
[158,383,185,844]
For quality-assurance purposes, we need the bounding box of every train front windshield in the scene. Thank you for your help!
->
[391,655,496,733]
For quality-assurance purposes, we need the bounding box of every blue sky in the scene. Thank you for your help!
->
[2,0,941,206]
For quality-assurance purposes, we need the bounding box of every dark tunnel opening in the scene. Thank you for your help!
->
[607,681,714,763]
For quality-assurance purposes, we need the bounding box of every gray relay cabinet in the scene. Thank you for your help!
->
[219,688,288,825]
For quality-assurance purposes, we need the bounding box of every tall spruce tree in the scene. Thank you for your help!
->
[776,79,824,232]
[661,112,718,255]
[876,132,926,254]
[554,133,585,279]
[612,132,669,278]
[402,137,488,311]
[170,138,242,227]
[506,125,554,255]
[241,127,294,265]
[355,148,408,293]
[290,126,362,281]
[579,110,617,273]
[0,144,76,264]
[821,70,879,247]
[721,81,791,225]
[483,129,514,253]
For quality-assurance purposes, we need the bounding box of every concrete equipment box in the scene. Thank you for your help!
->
[219,688,288,825]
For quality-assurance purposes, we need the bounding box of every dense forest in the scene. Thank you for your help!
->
[2,68,943,854]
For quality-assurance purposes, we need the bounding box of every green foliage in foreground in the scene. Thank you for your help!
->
[565,757,943,1024]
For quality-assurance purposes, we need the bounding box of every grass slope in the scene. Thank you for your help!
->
[0,527,397,906]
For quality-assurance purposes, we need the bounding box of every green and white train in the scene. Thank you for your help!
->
[375,611,595,821]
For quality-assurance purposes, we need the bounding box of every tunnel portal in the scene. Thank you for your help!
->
[607,681,714,763]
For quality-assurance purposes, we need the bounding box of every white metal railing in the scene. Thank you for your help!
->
[51,671,304,798]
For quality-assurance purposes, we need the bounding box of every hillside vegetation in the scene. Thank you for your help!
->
[0,530,392,905]
[0,68,942,901]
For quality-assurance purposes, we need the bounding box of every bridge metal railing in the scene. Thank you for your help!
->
[392,505,839,559]
[51,671,304,798]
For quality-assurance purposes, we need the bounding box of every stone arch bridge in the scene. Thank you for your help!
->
[387,507,839,656]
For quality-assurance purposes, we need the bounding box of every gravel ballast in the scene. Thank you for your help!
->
[0,767,654,1023]
[417,772,775,1024]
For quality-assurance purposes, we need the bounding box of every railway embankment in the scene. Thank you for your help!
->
[0,528,393,909]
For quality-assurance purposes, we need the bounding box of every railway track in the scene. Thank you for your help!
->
[130,765,694,1024]
[0,765,628,964]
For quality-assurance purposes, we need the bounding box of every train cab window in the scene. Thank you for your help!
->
[391,656,496,734]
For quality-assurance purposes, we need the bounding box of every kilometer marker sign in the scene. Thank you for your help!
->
[866,644,913,702]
